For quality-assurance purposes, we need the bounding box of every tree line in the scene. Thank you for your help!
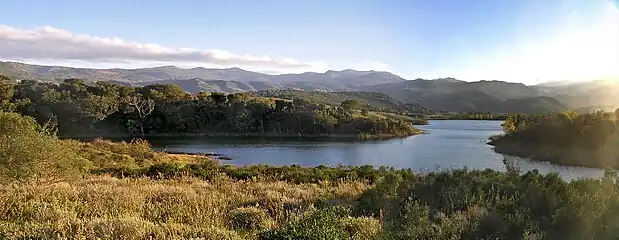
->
[491,110,619,168]
[426,112,508,120]
[0,76,418,138]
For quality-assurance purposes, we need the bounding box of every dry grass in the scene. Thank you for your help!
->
[0,175,368,239]
[66,138,209,170]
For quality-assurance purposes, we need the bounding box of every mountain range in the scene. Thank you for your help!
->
[1,61,617,114]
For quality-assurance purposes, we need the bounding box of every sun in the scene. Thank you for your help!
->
[527,1,619,82]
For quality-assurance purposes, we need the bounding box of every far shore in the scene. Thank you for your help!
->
[61,130,424,141]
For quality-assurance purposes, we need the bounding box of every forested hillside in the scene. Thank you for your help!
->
[249,90,431,114]
[0,75,419,139]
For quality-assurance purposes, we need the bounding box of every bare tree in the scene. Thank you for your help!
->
[502,155,520,173]
[124,95,155,136]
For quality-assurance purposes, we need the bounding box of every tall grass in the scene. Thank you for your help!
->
[0,175,369,239]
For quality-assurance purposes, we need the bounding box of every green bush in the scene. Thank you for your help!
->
[259,207,350,240]
[0,112,90,183]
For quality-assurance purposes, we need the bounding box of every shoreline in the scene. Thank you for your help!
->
[488,137,610,169]
[62,130,424,141]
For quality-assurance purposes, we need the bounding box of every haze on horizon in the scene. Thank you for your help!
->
[1,0,618,85]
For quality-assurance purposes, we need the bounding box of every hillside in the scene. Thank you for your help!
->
[249,90,431,114]
[132,78,283,93]
[362,78,544,101]
[0,61,405,87]
[1,61,610,114]
[363,80,566,114]
[535,79,619,112]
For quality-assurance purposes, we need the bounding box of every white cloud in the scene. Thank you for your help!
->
[0,25,323,70]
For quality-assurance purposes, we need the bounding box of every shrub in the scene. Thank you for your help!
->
[227,207,272,231]
[83,138,162,166]
[259,207,350,240]
[340,216,381,240]
[0,112,90,183]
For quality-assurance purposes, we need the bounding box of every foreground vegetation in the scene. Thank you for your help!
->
[4,111,619,239]
[490,109,619,168]
[0,76,419,139]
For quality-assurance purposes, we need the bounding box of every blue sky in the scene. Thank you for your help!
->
[0,0,618,84]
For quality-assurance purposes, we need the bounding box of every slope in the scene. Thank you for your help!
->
[250,90,431,114]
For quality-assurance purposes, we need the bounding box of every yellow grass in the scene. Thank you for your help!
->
[0,175,368,239]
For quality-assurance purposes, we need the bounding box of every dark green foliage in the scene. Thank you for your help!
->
[492,111,619,168]
[0,76,419,139]
[259,207,351,240]
[354,168,619,239]
[93,162,412,184]
[341,99,363,111]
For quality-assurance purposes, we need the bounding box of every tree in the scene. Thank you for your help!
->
[140,84,189,103]
[123,95,155,136]
[341,99,362,112]
[615,108,619,121]
[81,95,119,129]
[0,112,89,183]
[0,80,14,112]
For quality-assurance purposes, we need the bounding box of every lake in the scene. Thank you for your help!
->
[149,120,604,181]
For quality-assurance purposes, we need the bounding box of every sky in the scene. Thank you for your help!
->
[0,0,618,84]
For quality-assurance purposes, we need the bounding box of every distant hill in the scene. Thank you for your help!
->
[132,78,283,93]
[249,90,431,114]
[360,79,562,114]
[1,60,612,114]
[363,78,543,102]
[0,61,405,87]
[501,96,569,114]
[535,79,619,113]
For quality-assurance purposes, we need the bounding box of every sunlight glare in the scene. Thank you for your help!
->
[529,2,619,82]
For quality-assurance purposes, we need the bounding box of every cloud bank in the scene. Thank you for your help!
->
[0,25,320,70]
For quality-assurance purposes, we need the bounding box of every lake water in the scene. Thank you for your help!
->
[149,120,604,181]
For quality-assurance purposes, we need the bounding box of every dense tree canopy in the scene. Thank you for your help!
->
[0,76,419,139]
[491,110,619,168]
